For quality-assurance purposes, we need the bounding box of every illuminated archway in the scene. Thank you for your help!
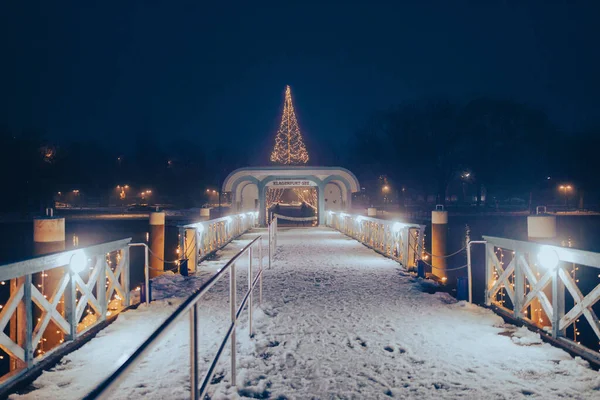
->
[223,166,359,226]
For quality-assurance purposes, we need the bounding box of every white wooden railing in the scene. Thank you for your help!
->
[484,235,600,359]
[179,212,259,271]
[0,239,131,385]
[326,212,425,270]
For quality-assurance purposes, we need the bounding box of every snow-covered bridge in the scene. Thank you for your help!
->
[7,226,600,399]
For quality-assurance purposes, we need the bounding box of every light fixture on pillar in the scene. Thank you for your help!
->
[538,246,559,271]
[69,251,87,274]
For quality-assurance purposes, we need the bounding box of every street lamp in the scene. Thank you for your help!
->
[382,185,390,212]
[559,185,573,207]
[461,172,471,204]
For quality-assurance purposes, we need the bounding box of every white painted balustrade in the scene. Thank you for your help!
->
[0,239,131,385]
[326,211,425,270]
[484,235,600,361]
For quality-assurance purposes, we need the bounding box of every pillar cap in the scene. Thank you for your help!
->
[431,210,448,224]
[33,217,65,243]
[149,212,166,225]
[527,215,557,239]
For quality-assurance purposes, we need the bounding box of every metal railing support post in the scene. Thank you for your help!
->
[484,243,494,306]
[268,223,272,270]
[467,240,487,304]
[230,262,237,386]
[259,238,263,305]
[189,303,199,400]
[248,247,253,337]
[129,243,151,305]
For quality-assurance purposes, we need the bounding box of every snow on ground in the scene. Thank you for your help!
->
[11,228,600,400]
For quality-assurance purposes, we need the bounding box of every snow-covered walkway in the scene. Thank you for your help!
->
[11,228,600,399]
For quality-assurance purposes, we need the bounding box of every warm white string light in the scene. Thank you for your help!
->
[270,85,309,165]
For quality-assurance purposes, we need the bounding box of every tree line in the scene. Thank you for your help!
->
[1,96,597,214]
[348,97,598,208]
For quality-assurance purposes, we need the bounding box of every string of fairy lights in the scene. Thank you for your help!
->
[270,85,309,165]
[293,188,317,209]
[492,236,590,347]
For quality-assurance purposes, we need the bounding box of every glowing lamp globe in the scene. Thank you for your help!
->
[537,246,559,271]
[69,251,87,274]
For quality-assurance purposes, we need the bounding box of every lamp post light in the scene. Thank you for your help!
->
[559,184,572,207]
[382,185,390,213]
[461,172,471,204]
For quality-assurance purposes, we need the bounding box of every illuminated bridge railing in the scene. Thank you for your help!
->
[179,212,259,270]
[483,235,600,362]
[0,239,131,388]
[326,212,425,270]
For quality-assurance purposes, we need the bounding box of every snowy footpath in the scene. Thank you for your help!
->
[11,228,600,399]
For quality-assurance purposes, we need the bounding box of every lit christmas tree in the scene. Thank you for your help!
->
[270,85,309,164]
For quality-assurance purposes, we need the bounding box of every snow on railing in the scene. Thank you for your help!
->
[84,236,267,400]
[178,212,259,272]
[0,239,131,387]
[484,235,600,361]
[326,211,425,270]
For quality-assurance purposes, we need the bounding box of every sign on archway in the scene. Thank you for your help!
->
[267,180,318,188]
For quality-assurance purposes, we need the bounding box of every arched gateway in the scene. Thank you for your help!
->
[222,166,360,226]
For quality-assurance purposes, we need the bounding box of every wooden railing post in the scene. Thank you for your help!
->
[485,243,494,306]
[552,264,565,339]
[513,252,524,318]
[64,270,78,341]
[98,258,107,323]
[23,274,33,367]
[123,248,130,307]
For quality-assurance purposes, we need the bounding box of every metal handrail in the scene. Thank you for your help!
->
[83,235,266,400]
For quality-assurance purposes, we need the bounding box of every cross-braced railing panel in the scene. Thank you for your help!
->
[326,212,424,270]
[0,281,26,363]
[0,238,131,386]
[484,235,600,357]
[180,212,259,270]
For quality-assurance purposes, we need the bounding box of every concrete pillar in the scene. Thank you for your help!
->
[258,184,266,226]
[11,216,66,369]
[318,184,326,226]
[184,228,198,273]
[527,214,557,328]
[200,208,210,218]
[33,217,66,253]
[31,217,66,361]
[149,212,165,278]
[431,209,448,282]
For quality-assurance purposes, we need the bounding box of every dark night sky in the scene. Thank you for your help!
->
[1,1,599,161]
